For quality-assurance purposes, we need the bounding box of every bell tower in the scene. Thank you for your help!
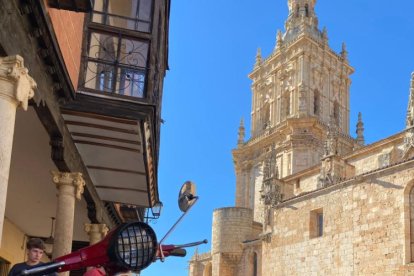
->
[286,0,319,35]
[233,0,358,222]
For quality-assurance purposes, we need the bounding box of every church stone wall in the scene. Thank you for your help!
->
[189,252,212,276]
[349,143,401,176]
[293,173,319,194]
[262,166,414,275]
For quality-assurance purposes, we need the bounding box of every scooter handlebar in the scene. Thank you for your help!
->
[161,248,187,258]
[157,239,207,259]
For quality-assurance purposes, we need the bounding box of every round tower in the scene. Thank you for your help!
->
[211,207,253,276]
[212,207,253,254]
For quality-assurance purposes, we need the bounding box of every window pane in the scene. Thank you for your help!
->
[107,15,139,31]
[317,213,323,236]
[88,32,118,63]
[118,38,148,68]
[116,67,146,98]
[84,61,115,93]
[92,13,105,24]
[138,0,152,22]
[93,0,106,12]
[107,0,138,19]
[138,22,150,33]
[92,0,153,32]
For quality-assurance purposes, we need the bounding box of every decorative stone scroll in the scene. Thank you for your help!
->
[84,223,109,245]
[0,55,36,110]
[51,171,85,200]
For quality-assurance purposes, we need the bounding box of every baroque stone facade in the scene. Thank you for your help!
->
[189,0,414,275]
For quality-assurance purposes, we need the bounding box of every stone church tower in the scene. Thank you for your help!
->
[189,1,414,275]
[234,0,357,223]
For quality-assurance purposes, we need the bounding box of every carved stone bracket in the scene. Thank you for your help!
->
[50,136,64,163]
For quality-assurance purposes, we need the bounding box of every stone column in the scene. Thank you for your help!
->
[51,171,85,261]
[84,223,109,245]
[0,55,36,246]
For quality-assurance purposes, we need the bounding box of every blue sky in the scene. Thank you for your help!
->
[143,0,414,275]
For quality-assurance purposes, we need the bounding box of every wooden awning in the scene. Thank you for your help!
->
[62,109,157,207]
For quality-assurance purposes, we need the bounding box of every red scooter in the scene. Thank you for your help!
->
[21,181,206,276]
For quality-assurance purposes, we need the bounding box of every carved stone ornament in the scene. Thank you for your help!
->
[323,123,338,157]
[318,157,333,188]
[402,128,414,160]
[318,156,347,188]
[51,171,85,200]
[0,55,36,110]
[260,180,282,207]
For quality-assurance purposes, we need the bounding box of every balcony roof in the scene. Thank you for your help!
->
[62,109,158,208]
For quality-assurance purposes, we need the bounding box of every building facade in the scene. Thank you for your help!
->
[189,0,414,275]
[0,0,170,274]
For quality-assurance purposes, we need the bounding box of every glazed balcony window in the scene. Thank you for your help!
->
[83,32,149,98]
[92,0,153,33]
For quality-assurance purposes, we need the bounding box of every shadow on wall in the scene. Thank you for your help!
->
[371,179,403,190]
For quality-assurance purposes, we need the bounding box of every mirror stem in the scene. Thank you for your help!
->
[158,196,199,261]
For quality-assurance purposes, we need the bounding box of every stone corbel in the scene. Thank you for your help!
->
[50,136,64,163]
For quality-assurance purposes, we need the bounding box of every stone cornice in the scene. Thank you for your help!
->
[277,155,414,209]
[250,35,354,80]
[238,117,354,153]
